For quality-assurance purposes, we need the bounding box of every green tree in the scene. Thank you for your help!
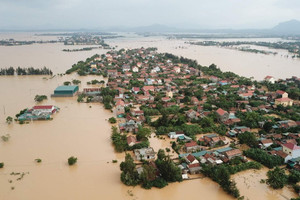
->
[263,122,274,133]
[111,126,127,152]
[72,79,81,85]
[136,126,151,141]
[120,154,140,186]
[68,156,77,166]
[77,94,85,102]
[155,149,182,182]
[267,167,287,189]
[108,117,117,124]
[64,81,71,86]
[34,95,47,102]
[288,170,300,184]
[243,148,283,168]
[140,164,157,189]
[238,132,258,147]
[6,116,13,124]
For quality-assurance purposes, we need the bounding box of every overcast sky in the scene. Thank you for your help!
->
[1,0,300,30]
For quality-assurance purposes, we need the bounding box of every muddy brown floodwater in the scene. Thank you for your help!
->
[0,75,234,200]
[233,168,297,200]
[0,33,299,200]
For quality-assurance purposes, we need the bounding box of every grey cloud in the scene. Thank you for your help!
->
[0,0,299,29]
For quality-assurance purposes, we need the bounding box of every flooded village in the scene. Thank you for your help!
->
[0,34,300,200]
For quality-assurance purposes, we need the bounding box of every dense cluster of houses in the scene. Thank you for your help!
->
[83,47,299,176]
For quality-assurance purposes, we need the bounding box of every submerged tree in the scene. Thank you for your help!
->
[120,154,140,186]
[34,95,47,102]
[68,156,78,166]
[6,116,13,124]
[267,167,288,189]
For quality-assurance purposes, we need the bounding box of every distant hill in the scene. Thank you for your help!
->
[106,20,300,35]
[105,24,180,33]
[271,19,300,35]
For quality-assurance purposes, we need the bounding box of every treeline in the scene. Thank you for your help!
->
[62,46,102,52]
[0,67,15,75]
[243,148,284,168]
[266,167,300,192]
[0,67,53,75]
[0,40,59,46]
[66,54,99,75]
[191,40,300,57]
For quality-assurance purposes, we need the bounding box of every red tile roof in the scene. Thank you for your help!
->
[33,105,53,110]
[186,154,196,163]
[188,163,200,168]
[276,90,286,95]
[265,76,274,79]
[261,139,273,144]
[275,150,289,159]
[127,135,136,145]
[116,100,125,106]
[216,108,227,116]
[185,141,198,148]
[225,149,242,157]
[282,143,300,150]
[276,97,293,102]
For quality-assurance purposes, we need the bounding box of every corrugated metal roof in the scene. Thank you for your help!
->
[216,147,233,153]
[55,85,78,91]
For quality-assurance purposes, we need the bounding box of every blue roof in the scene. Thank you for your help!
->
[216,147,233,153]
[55,85,78,91]
[179,150,208,158]
[273,147,283,151]
[234,126,248,129]
[178,135,185,140]
[290,157,300,163]
[229,113,237,119]
[228,131,237,136]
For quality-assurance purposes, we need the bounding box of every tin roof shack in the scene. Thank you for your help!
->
[134,147,156,161]
[18,105,59,121]
[52,85,79,97]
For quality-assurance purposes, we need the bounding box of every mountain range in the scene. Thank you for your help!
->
[1,20,300,36]
[103,20,300,35]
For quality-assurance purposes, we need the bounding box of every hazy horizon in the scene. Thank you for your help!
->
[1,0,300,30]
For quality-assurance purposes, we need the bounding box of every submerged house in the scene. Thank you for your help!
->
[52,85,79,97]
[18,105,59,121]
[134,147,156,161]
[83,88,101,96]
